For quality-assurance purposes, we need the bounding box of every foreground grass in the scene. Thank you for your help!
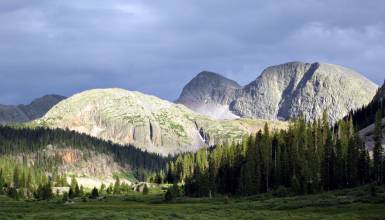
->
[0,185,384,220]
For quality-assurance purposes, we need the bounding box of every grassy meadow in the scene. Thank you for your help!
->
[0,185,384,220]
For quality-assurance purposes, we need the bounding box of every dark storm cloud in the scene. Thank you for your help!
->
[0,0,384,104]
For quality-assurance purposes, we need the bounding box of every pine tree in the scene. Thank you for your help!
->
[70,176,78,193]
[113,176,121,194]
[90,187,99,199]
[13,166,20,188]
[373,110,383,183]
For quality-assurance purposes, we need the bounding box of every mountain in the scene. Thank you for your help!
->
[178,62,378,123]
[177,71,241,119]
[34,88,287,155]
[0,95,66,125]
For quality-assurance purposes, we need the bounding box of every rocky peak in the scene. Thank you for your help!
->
[177,71,241,119]
[231,62,377,122]
[178,61,378,123]
[177,71,240,103]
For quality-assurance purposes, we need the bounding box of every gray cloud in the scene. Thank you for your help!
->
[0,0,384,104]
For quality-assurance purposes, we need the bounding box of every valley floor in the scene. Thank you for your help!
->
[0,185,384,220]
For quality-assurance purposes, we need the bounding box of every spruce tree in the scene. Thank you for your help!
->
[373,110,383,183]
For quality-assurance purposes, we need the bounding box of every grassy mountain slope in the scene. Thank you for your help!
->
[34,88,287,155]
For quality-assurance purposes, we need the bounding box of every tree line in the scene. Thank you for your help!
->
[164,111,384,197]
[0,125,170,199]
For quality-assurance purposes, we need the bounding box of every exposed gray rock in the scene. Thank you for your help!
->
[177,71,241,119]
[359,117,385,151]
[0,95,66,125]
[35,88,287,155]
[178,62,378,123]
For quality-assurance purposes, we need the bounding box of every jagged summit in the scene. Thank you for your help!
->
[178,61,378,123]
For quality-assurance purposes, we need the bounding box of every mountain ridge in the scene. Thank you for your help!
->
[178,61,378,123]
[34,88,287,155]
[0,94,66,125]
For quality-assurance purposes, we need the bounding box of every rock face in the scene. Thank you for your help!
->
[0,95,66,125]
[35,88,287,155]
[178,62,378,123]
[359,117,385,151]
[177,71,241,119]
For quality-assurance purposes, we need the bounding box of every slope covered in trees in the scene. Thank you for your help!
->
[345,82,385,130]
[0,125,169,197]
[165,111,384,197]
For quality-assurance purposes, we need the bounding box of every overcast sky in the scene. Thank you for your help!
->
[0,0,384,104]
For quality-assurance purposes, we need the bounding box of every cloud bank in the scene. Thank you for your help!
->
[0,0,384,104]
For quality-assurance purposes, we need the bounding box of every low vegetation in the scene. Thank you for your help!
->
[0,185,384,219]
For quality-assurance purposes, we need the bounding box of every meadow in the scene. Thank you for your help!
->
[0,185,384,220]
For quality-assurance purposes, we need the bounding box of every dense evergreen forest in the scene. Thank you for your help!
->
[345,90,384,130]
[164,111,384,197]
[0,125,170,199]
[0,92,384,201]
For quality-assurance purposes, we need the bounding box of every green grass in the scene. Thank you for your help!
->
[0,185,384,220]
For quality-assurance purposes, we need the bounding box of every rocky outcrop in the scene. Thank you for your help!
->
[177,71,241,119]
[359,117,385,151]
[35,88,287,155]
[178,62,378,123]
[0,95,66,125]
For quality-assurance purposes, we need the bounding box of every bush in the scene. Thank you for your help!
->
[164,182,180,202]
[370,184,377,197]
[7,187,18,199]
[142,184,149,195]
[34,183,53,200]
[273,186,291,197]
[164,189,174,202]
[223,195,229,204]
[62,192,69,202]
[81,197,88,202]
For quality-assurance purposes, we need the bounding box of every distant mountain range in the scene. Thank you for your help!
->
[0,95,66,125]
[178,62,378,123]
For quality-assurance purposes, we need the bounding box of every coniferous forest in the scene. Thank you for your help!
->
[164,110,384,198]
[0,125,170,199]
[0,98,384,212]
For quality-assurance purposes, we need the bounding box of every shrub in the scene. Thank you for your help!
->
[164,182,180,202]
[7,187,18,199]
[142,184,149,195]
[273,186,290,197]
[62,192,69,202]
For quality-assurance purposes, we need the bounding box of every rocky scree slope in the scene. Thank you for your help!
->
[35,88,287,155]
[0,95,66,125]
[178,62,378,123]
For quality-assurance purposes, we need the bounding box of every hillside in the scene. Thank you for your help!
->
[0,95,66,125]
[178,62,378,123]
[0,125,168,187]
[34,88,287,155]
